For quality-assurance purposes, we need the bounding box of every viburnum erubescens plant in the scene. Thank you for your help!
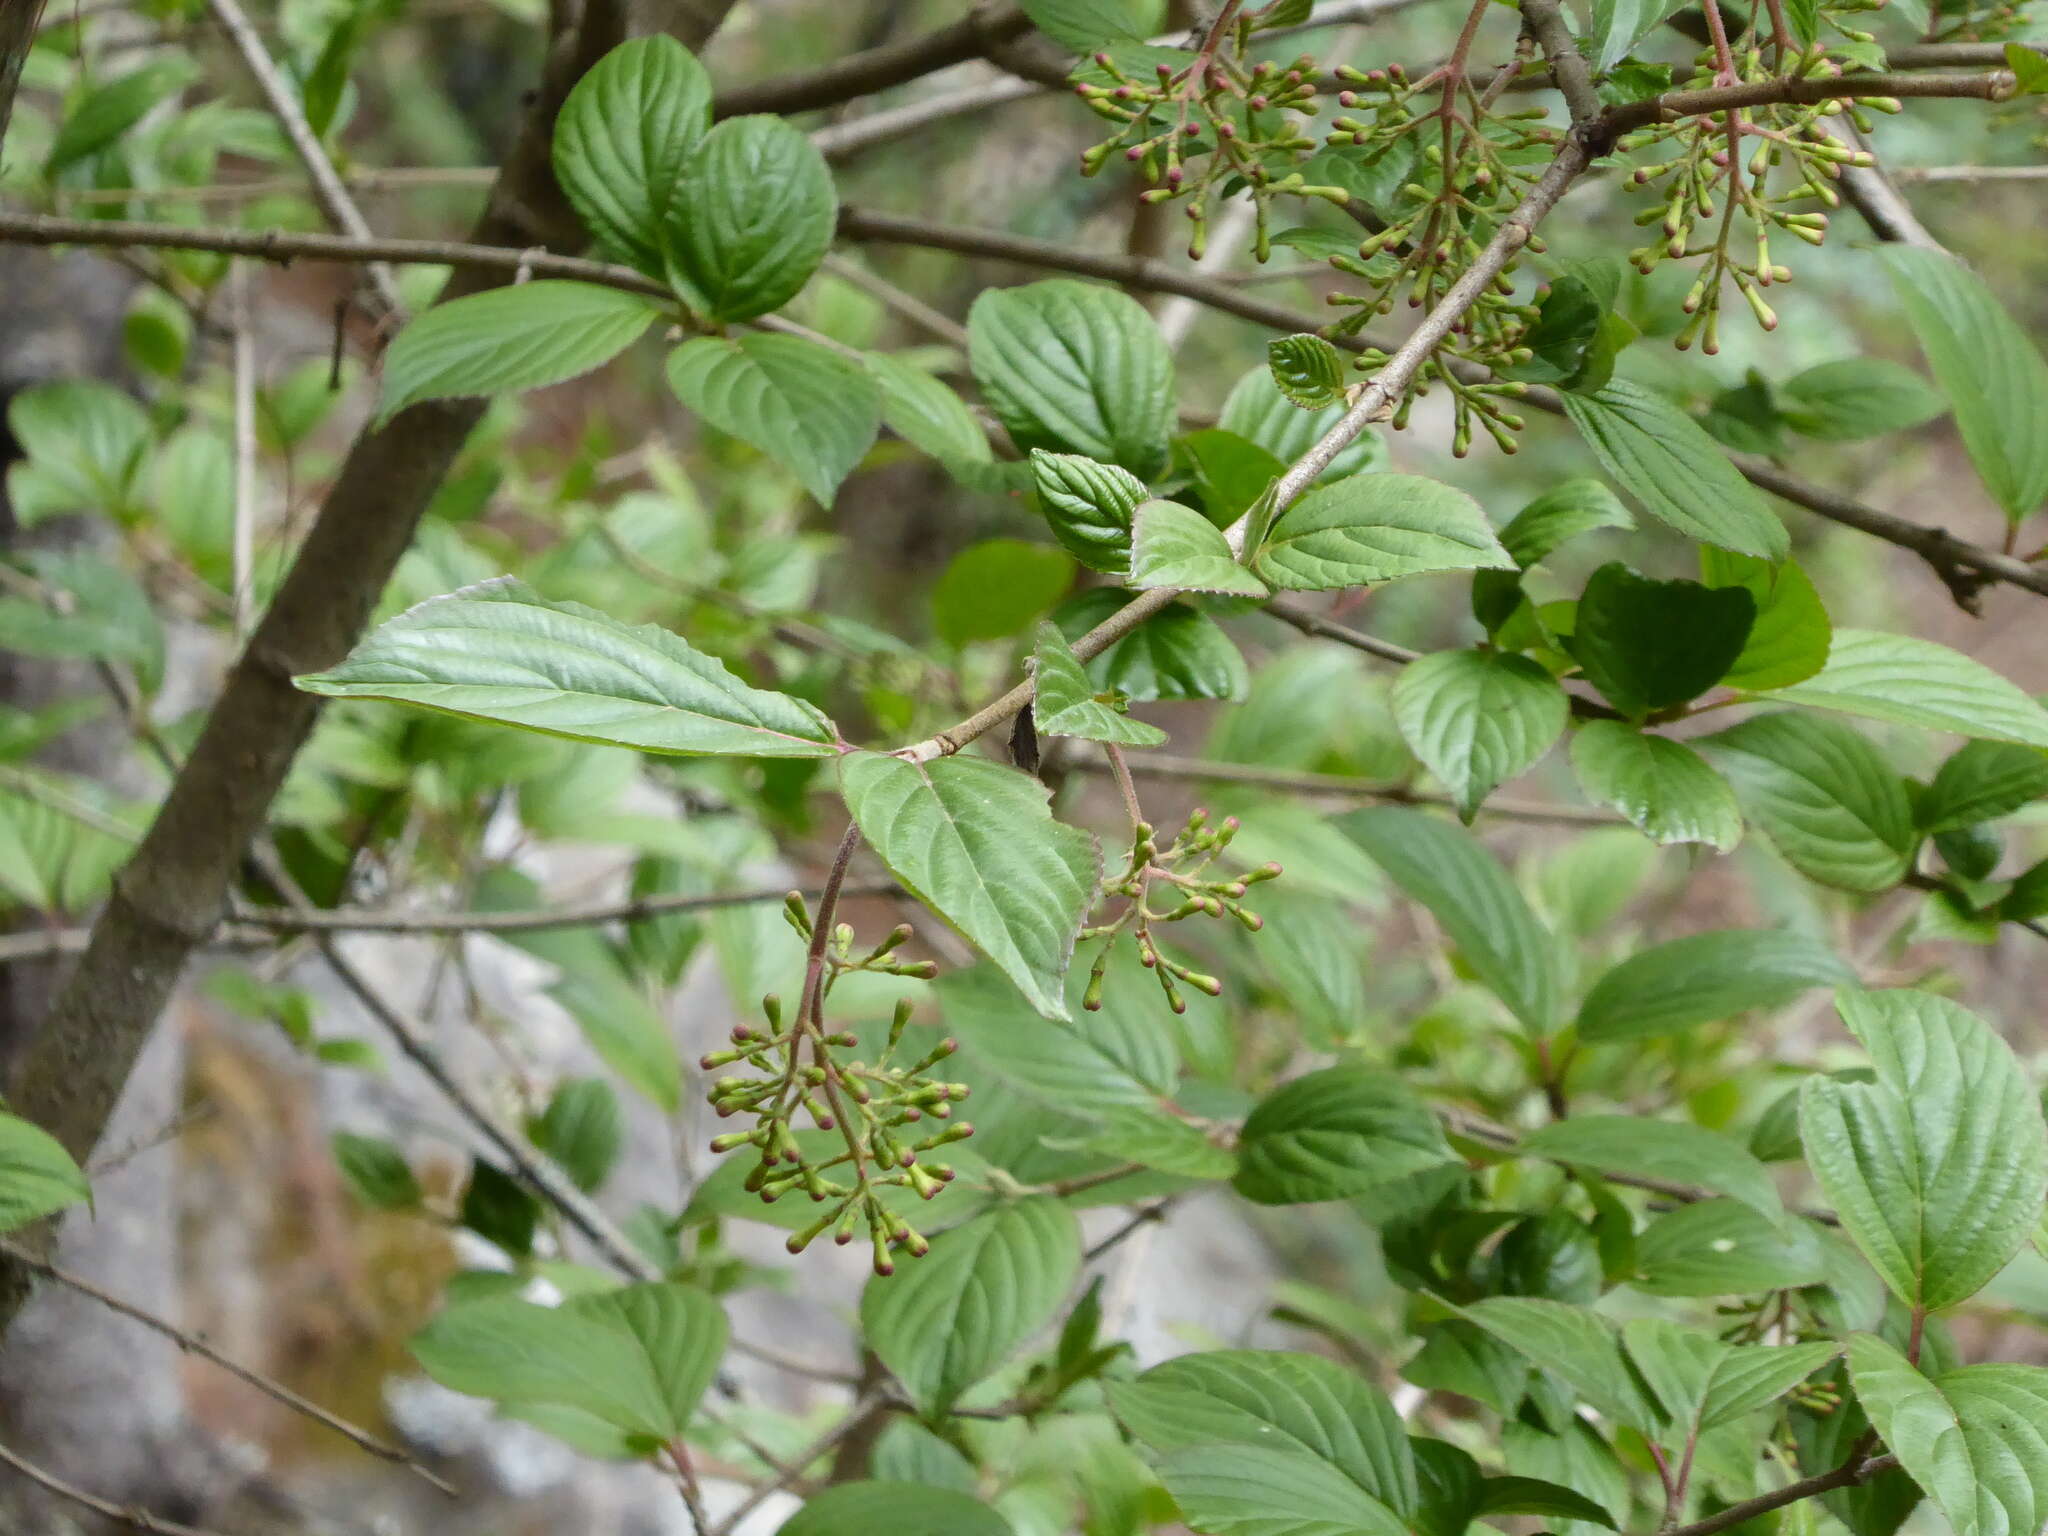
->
[5,0,2048,1530]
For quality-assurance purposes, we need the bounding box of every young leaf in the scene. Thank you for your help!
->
[296,578,842,758]
[1633,1199,1827,1297]
[662,115,835,320]
[1032,623,1167,746]
[1055,590,1249,702]
[968,280,1175,479]
[861,1197,1081,1412]
[1496,479,1634,569]
[1779,358,1945,442]
[1254,475,1512,591]
[1880,247,2048,521]
[1623,1319,1838,1441]
[1575,928,1852,1043]
[1702,712,1918,892]
[1919,740,2048,833]
[1111,1350,1417,1517]
[666,334,881,506]
[331,1132,421,1211]
[1802,989,2048,1312]
[840,753,1098,1020]
[1561,381,1789,559]
[1568,564,1756,718]
[1569,722,1743,852]
[1518,1116,1784,1222]
[0,1113,90,1233]
[1339,808,1558,1033]
[1233,1066,1456,1205]
[378,283,658,422]
[1178,428,1286,526]
[1268,333,1348,408]
[1219,364,1383,482]
[1849,1335,2048,1536]
[1128,499,1268,596]
[931,539,1075,645]
[1029,450,1145,574]
[1391,650,1569,821]
[46,55,198,173]
[551,36,712,272]
[777,1482,1015,1536]
[1157,1444,1409,1536]
[1761,629,2048,748]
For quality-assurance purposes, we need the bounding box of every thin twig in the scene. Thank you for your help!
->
[229,877,901,936]
[0,1437,235,1536]
[0,1239,457,1496]
[708,1392,885,1536]
[819,253,969,349]
[202,0,404,318]
[1895,163,2048,182]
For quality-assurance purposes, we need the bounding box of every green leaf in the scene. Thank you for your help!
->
[1576,928,1852,1043]
[1029,450,1144,574]
[1232,1066,1456,1206]
[1219,364,1384,483]
[1568,564,1755,718]
[1178,428,1287,528]
[1075,1107,1234,1179]
[1562,381,1789,558]
[1459,1298,1654,1431]
[1587,0,1685,74]
[1268,334,1348,408]
[330,1132,421,1211]
[529,1078,624,1194]
[1338,808,1558,1033]
[1779,358,1945,442]
[460,1162,538,1256]
[551,36,712,272]
[1254,475,1512,591]
[47,55,198,173]
[1158,1444,1410,1536]
[1032,623,1166,746]
[2007,40,2048,93]
[1760,629,2048,748]
[861,1197,1081,1413]
[1849,1335,2048,1536]
[931,539,1075,645]
[1633,1199,1827,1297]
[1880,247,2048,521]
[504,922,682,1110]
[1019,0,1147,49]
[1518,1116,1783,1222]
[7,379,150,521]
[662,114,834,320]
[1497,479,1634,568]
[968,280,1175,479]
[1920,740,2048,833]
[665,334,881,506]
[1113,1350,1416,1517]
[296,579,841,758]
[1391,650,1568,821]
[776,1482,1014,1536]
[377,282,657,422]
[1055,590,1248,703]
[1703,712,1918,892]
[869,353,993,469]
[411,1282,725,1437]
[1698,550,1832,692]
[840,753,1098,1020]
[1801,989,2048,1312]
[937,959,1177,1120]
[1129,499,1267,596]
[1624,1319,1838,1441]
[1569,722,1742,852]
[1474,1474,1620,1529]
[0,1113,90,1232]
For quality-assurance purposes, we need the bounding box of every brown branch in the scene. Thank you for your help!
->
[1520,0,1600,126]
[1656,1455,1898,1536]
[711,2,1030,118]
[0,0,50,152]
[0,1238,457,1496]
[0,1438,235,1536]
[1603,70,2012,135]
